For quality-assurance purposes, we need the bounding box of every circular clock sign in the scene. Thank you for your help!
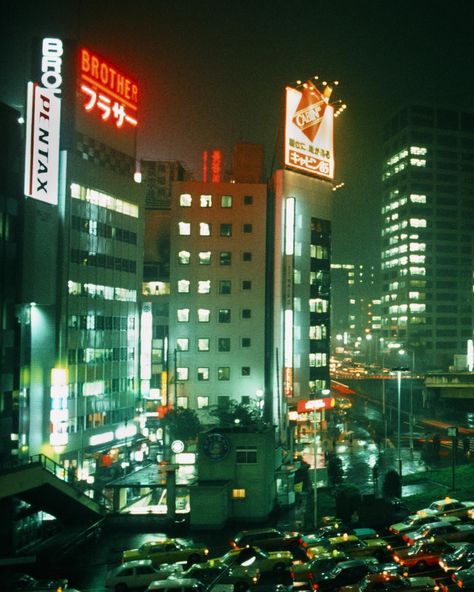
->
[202,432,230,461]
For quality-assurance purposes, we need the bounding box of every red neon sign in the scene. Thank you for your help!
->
[79,47,138,129]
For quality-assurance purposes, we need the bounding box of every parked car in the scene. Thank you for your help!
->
[146,578,207,592]
[291,551,349,586]
[208,548,292,577]
[439,542,474,574]
[180,563,259,591]
[306,558,380,591]
[393,539,456,571]
[3,573,70,592]
[105,559,183,591]
[230,528,303,554]
[450,565,474,590]
[301,527,378,548]
[338,572,440,591]
[390,513,460,536]
[403,520,474,546]
[122,539,209,566]
[416,498,474,520]
[306,534,389,561]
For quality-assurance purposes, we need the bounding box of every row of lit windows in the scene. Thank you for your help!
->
[71,249,137,274]
[176,366,252,381]
[177,279,252,294]
[71,214,137,245]
[176,336,252,352]
[68,281,137,302]
[68,314,135,331]
[388,304,426,314]
[178,250,252,265]
[309,353,327,367]
[179,193,253,208]
[176,308,252,322]
[383,242,426,258]
[382,218,427,235]
[71,183,139,218]
[309,298,329,313]
[309,325,327,340]
[178,221,253,236]
[68,347,136,364]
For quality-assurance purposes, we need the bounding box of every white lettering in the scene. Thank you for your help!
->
[41,38,63,95]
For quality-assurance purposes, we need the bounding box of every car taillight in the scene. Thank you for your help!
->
[394,555,400,563]
[312,584,318,590]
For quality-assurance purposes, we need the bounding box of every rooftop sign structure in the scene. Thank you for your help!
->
[284,79,335,180]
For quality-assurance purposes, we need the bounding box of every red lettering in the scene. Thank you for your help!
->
[91,56,99,78]
[100,62,108,84]
[81,48,90,73]
[125,79,131,99]
[109,68,116,88]
[116,74,124,96]
[132,84,138,103]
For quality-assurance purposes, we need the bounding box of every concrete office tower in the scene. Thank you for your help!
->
[381,105,474,371]
[168,180,267,413]
[270,170,332,426]
[20,40,144,480]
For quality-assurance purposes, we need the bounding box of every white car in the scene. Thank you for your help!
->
[146,578,207,592]
[105,559,183,592]
[416,497,474,519]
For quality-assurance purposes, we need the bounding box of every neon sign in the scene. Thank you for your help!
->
[79,47,138,129]
[284,80,334,180]
[24,38,63,205]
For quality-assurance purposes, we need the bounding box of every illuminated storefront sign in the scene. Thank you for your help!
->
[24,38,63,205]
[79,47,138,128]
[284,80,334,180]
[283,197,295,397]
[296,397,335,413]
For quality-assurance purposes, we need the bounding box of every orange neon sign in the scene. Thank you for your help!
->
[79,47,138,129]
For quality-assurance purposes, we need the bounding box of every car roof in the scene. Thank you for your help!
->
[235,528,281,536]
[148,578,203,588]
[121,559,154,568]
[329,535,359,543]
[336,559,370,568]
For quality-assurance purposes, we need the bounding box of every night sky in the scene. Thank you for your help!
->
[2,0,474,263]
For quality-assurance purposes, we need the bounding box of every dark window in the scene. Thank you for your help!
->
[241,366,250,376]
[243,223,253,233]
[218,309,231,323]
[242,309,251,319]
[244,195,253,205]
[218,338,231,352]
[219,280,232,294]
[242,251,252,262]
[236,447,257,463]
[220,223,232,237]
[218,367,230,381]
[242,280,251,290]
[220,251,232,265]
[241,337,251,347]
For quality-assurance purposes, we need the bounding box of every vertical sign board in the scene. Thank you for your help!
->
[284,80,334,180]
[24,38,63,205]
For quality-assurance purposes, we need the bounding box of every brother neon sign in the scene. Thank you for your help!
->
[79,47,138,129]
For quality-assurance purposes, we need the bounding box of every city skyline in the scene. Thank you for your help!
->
[2,1,474,264]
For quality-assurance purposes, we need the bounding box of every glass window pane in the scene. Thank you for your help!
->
[198,280,211,294]
[218,367,230,381]
[179,222,191,235]
[197,338,210,351]
[198,308,210,322]
[180,194,192,207]
[221,195,232,208]
[200,222,211,236]
[176,338,189,351]
[178,250,191,264]
[177,308,190,322]
[199,251,211,264]
[200,194,212,207]
[220,251,231,265]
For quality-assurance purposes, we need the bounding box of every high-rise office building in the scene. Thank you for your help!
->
[381,104,474,371]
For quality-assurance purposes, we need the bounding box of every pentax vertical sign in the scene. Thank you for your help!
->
[24,38,63,205]
[284,80,334,180]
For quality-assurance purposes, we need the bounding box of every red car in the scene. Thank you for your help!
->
[393,540,455,571]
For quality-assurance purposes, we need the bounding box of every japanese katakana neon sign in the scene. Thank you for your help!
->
[79,47,138,129]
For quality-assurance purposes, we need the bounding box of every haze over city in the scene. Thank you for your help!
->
[3,0,474,263]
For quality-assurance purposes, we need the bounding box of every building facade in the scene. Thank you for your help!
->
[381,104,474,371]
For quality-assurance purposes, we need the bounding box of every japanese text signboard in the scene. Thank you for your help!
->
[79,47,138,129]
[284,80,334,180]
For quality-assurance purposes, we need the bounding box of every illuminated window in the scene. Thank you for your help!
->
[410,158,426,167]
[309,298,328,313]
[200,194,212,207]
[177,308,190,322]
[198,280,211,294]
[243,223,253,233]
[220,223,232,237]
[178,250,190,264]
[219,280,231,294]
[410,255,425,264]
[200,222,211,236]
[177,367,189,380]
[242,252,252,262]
[409,303,426,313]
[311,244,328,259]
[309,325,326,339]
[236,446,257,463]
[410,194,427,203]
[241,366,250,376]
[410,146,427,155]
[309,353,327,367]
[410,266,426,275]
[242,309,251,319]
[197,396,209,409]
[179,222,191,235]
[199,251,211,264]
[177,279,190,293]
[176,338,189,351]
[197,338,210,351]
[197,308,210,322]
[218,338,231,352]
[410,218,427,228]
[180,194,192,207]
[232,489,246,499]
[176,396,188,408]
[220,251,231,265]
[221,195,232,207]
[218,309,231,323]
[218,367,230,381]
[197,367,209,381]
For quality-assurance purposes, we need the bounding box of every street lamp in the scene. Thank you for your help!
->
[399,349,415,453]
[391,366,409,477]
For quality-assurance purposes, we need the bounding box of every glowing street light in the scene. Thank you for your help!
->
[399,349,415,452]
[391,366,409,476]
